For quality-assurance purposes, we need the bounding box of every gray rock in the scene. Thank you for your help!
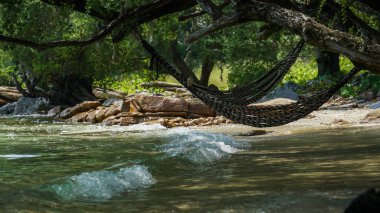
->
[13,97,50,115]
[283,82,305,91]
[59,107,72,119]
[0,102,17,115]
[102,98,122,107]
[47,106,63,117]
[112,100,130,112]
[370,101,380,109]
[258,85,299,103]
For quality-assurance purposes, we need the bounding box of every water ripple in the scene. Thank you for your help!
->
[159,128,249,164]
[48,165,156,201]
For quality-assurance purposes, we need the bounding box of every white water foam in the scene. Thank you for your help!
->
[159,128,249,164]
[49,165,156,201]
[0,154,41,160]
[60,123,166,135]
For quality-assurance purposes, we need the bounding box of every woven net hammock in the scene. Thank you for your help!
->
[134,33,360,127]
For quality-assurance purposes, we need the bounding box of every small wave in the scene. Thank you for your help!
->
[0,154,40,160]
[159,128,249,164]
[49,165,156,201]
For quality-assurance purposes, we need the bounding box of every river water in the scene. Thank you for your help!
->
[0,117,379,212]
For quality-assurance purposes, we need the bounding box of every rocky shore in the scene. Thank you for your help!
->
[2,86,380,134]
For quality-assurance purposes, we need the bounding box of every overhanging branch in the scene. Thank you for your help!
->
[0,0,197,50]
[186,1,380,73]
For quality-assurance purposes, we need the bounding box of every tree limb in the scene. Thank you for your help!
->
[196,0,222,20]
[179,0,230,21]
[0,0,197,50]
[186,1,380,73]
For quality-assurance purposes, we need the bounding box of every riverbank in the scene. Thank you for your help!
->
[192,106,380,137]
[2,86,380,137]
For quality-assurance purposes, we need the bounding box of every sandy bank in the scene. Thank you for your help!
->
[191,106,380,137]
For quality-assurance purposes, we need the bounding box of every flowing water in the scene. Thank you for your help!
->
[0,117,379,212]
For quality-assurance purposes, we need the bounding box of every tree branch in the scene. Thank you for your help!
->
[179,0,230,21]
[0,0,197,50]
[186,0,380,73]
[196,0,222,20]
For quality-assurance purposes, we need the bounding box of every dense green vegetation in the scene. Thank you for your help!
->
[0,0,379,104]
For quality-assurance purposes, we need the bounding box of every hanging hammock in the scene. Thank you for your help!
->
[191,40,305,105]
[134,33,360,127]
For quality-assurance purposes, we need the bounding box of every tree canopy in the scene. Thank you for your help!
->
[0,0,379,105]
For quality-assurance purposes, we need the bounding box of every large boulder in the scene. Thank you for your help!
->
[0,87,22,102]
[137,96,188,112]
[0,102,17,115]
[104,106,121,118]
[112,100,130,112]
[13,97,50,115]
[59,101,101,119]
[69,111,89,122]
[186,98,215,117]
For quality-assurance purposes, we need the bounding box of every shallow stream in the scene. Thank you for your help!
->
[0,117,379,212]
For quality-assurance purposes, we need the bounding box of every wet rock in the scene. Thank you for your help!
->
[102,98,122,107]
[137,96,188,112]
[13,97,50,115]
[186,98,215,117]
[232,129,267,136]
[0,102,17,115]
[47,106,63,117]
[60,101,101,119]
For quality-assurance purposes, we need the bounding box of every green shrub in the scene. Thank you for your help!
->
[283,59,317,86]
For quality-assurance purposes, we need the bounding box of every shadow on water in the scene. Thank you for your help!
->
[0,117,379,212]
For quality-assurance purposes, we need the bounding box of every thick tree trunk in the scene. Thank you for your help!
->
[316,49,341,77]
[48,74,96,105]
[199,57,215,86]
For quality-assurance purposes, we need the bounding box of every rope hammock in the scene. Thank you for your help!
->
[133,32,360,127]
[192,40,305,105]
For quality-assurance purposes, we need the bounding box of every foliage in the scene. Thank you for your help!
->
[283,59,318,86]
[0,0,151,94]
[0,48,14,86]
[94,68,164,94]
